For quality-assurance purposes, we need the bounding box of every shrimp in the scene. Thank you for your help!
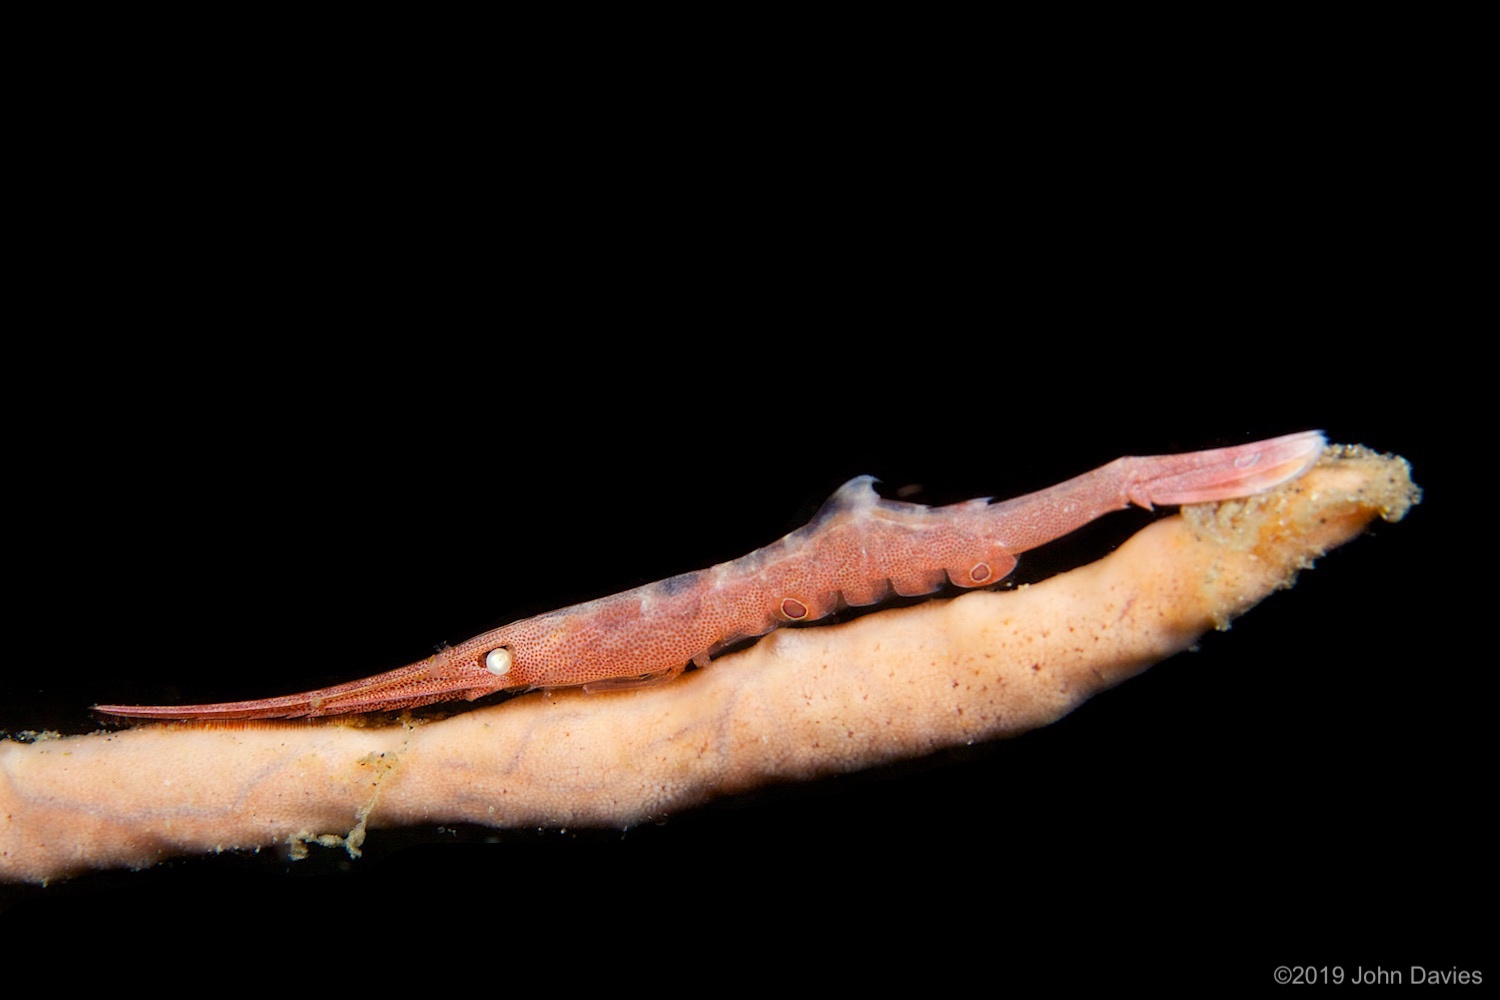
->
[94,431,1325,720]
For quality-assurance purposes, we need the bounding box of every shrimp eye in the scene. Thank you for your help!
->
[969,562,992,583]
[781,598,809,620]
[485,647,514,676]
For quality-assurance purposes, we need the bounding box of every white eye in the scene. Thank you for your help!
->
[485,647,513,676]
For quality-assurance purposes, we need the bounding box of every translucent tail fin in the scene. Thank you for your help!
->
[1126,430,1326,508]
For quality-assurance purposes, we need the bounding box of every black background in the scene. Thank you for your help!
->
[2,43,1481,991]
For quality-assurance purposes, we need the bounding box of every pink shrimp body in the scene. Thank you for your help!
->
[95,431,1325,720]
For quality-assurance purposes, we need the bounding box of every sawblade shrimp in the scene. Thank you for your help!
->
[95,431,1325,721]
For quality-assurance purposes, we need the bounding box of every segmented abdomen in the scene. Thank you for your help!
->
[482,477,1017,689]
